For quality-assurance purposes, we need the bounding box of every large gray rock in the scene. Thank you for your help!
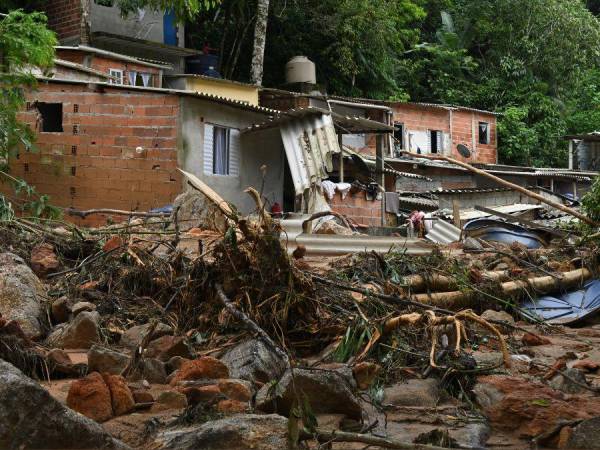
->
[383,378,441,407]
[220,339,286,384]
[47,311,101,349]
[88,345,130,375]
[256,368,362,419]
[170,190,226,232]
[549,368,589,394]
[565,417,600,449]
[0,253,46,338]
[120,322,173,350]
[153,414,288,450]
[0,359,128,449]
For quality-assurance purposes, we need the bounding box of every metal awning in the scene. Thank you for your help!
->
[241,106,394,135]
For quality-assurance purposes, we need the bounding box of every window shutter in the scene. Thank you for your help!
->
[229,129,240,176]
[203,124,214,175]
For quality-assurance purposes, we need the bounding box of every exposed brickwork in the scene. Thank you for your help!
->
[451,110,497,164]
[43,0,81,43]
[328,190,382,227]
[3,82,181,227]
[56,50,162,88]
[391,103,497,164]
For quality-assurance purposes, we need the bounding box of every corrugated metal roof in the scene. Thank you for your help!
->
[426,220,461,244]
[56,45,171,69]
[242,106,393,134]
[34,77,280,115]
[279,113,340,195]
[398,196,439,209]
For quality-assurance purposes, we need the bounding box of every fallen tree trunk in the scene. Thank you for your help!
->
[300,428,449,450]
[411,267,592,307]
[403,270,509,293]
[66,208,168,218]
[400,151,597,227]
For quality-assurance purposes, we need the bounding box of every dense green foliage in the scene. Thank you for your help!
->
[583,174,600,223]
[187,0,600,167]
[0,9,60,219]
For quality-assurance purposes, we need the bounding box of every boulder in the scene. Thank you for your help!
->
[30,243,59,278]
[138,358,168,384]
[473,375,600,437]
[132,390,154,404]
[47,311,101,349]
[150,390,188,412]
[256,368,362,419]
[170,357,229,385]
[564,417,600,449]
[145,335,193,362]
[88,345,129,375]
[179,384,222,405]
[0,252,46,338]
[167,356,189,373]
[220,338,286,384]
[353,362,381,390]
[522,332,551,346]
[0,360,127,449]
[66,372,113,423]
[216,399,249,413]
[71,301,96,317]
[152,414,288,450]
[218,378,253,402]
[120,322,173,350]
[47,348,82,376]
[103,374,135,416]
[51,296,71,324]
[383,378,441,407]
[170,189,226,232]
[549,368,589,394]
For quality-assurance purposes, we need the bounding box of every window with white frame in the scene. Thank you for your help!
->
[109,69,123,84]
[479,122,490,144]
[204,124,239,176]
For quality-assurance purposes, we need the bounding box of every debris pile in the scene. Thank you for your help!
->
[1,187,600,449]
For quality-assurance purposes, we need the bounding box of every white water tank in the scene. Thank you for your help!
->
[285,56,316,84]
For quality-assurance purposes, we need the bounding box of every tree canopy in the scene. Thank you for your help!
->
[186,0,600,167]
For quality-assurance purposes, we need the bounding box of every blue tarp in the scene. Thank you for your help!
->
[520,279,600,325]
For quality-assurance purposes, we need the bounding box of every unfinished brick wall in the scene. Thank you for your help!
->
[451,110,497,164]
[43,0,81,43]
[4,81,181,227]
[328,190,382,227]
[391,104,497,164]
[56,50,162,88]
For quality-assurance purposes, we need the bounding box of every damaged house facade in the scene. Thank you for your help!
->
[5,2,598,234]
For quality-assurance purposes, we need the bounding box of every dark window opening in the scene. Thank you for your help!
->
[479,122,490,145]
[36,103,63,132]
[71,145,77,155]
[212,126,231,175]
[429,130,441,154]
[70,166,76,176]
[393,123,404,155]
[73,104,79,113]
[94,0,114,6]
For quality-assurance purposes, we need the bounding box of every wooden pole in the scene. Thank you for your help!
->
[376,134,385,226]
[452,200,461,228]
[401,152,597,226]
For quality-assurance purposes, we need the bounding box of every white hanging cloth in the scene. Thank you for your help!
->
[141,72,151,87]
[128,71,137,86]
